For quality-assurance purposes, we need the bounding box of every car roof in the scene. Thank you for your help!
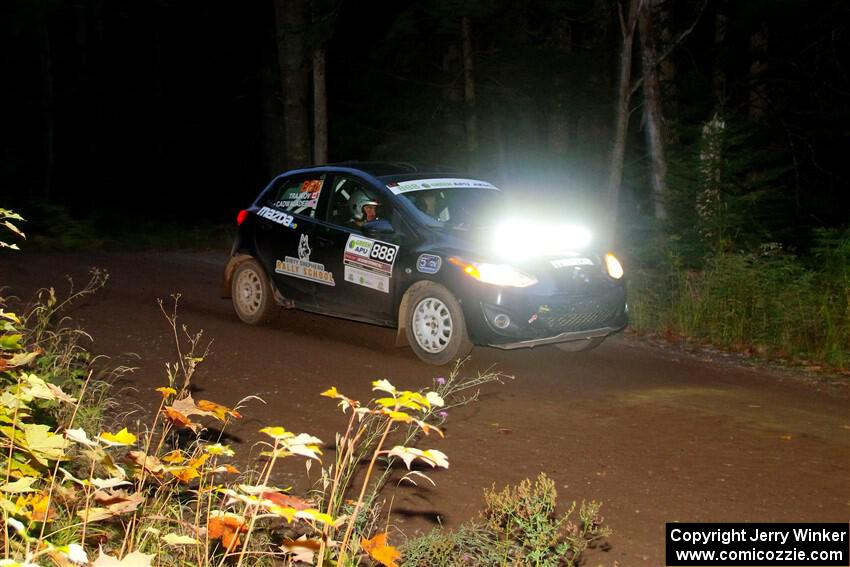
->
[323,161,462,179]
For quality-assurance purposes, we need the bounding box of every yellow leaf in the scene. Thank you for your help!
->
[205,443,235,457]
[161,450,185,464]
[91,550,155,567]
[98,428,137,446]
[259,426,292,440]
[197,399,241,420]
[372,379,396,395]
[0,477,39,493]
[320,387,340,398]
[155,387,177,398]
[22,423,68,465]
[161,533,200,545]
[361,531,401,567]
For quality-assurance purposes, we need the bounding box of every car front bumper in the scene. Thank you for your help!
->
[461,282,628,349]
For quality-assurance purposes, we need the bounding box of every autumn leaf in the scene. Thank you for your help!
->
[124,450,165,477]
[280,535,322,564]
[386,446,449,469]
[205,443,235,457]
[22,423,69,464]
[259,491,312,511]
[91,550,154,567]
[161,450,185,464]
[155,387,177,398]
[0,477,38,494]
[259,426,292,440]
[162,407,199,432]
[161,533,200,545]
[321,386,359,411]
[169,467,200,483]
[77,491,143,522]
[361,532,401,567]
[98,427,137,447]
[371,379,396,395]
[207,512,247,550]
[170,395,217,419]
[197,399,242,420]
[65,427,98,447]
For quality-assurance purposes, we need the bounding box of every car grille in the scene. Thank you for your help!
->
[532,292,624,335]
[538,306,620,333]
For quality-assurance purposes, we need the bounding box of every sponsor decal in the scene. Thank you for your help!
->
[275,234,335,286]
[343,234,398,278]
[387,178,501,195]
[257,206,298,229]
[344,265,389,293]
[416,254,442,274]
[551,257,593,269]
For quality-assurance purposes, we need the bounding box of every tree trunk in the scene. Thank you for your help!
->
[37,0,55,202]
[461,16,478,159]
[312,47,328,164]
[655,0,677,143]
[606,0,642,221]
[712,9,728,109]
[262,63,287,175]
[638,1,668,220]
[748,21,769,122]
[275,0,311,168]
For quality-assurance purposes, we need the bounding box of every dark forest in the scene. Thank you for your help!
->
[3,0,848,240]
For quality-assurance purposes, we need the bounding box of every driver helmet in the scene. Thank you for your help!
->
[349,189,380,221]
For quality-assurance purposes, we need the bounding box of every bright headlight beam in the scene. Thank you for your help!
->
[492,222,592,260]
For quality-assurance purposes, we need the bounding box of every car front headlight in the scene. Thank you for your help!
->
[449,257,538,288]
[605,252,624,279]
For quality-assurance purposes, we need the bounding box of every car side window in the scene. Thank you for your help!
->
[328,175,384,229]
[268,175,326,218]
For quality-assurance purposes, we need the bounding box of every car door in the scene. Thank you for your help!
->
[309,174,402,324]
[253,173,329,307]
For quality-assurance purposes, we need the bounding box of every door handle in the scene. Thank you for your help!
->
[316,236,334,247]
[258,222,272,231]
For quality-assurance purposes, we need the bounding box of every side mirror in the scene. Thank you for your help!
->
[362,219,395,236]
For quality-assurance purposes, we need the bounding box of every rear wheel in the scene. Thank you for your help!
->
[405,283,472,366]
[231,259,276,324]
[554,336,604,353]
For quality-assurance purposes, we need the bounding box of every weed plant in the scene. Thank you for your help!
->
[628,228,850,369]
[401,473,611,567]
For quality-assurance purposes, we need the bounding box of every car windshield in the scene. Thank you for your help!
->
[389,179,504,229]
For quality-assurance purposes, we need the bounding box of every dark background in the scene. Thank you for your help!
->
[1,0,847,247]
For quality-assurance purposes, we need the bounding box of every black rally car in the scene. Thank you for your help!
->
[223,162,627,365]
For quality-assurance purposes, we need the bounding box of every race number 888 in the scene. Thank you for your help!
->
[370,243,397,263]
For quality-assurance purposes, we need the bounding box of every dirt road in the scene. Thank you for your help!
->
[2,251,848,565]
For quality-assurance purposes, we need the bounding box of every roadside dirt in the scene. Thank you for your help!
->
[2,250,848,565]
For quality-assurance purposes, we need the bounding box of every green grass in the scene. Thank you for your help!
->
[627,233,850,370]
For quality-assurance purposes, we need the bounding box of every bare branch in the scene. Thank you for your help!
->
[630,0,708,97]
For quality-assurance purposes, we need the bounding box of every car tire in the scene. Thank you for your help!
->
[231,259,276,325]
[405,282,473,366]
[554,336,605,353]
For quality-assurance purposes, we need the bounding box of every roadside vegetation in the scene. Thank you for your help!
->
[624,116,850,373]
[1,209,610,565]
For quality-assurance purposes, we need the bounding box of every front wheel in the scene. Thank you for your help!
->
[231,259,276,324]
[405,283,473,366]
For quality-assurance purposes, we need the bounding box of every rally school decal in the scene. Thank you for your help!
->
[386,178,500,195]
[275,234,335,286]
[416,254,442,274]
[343,234,399,293]
[257,206,298,229]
